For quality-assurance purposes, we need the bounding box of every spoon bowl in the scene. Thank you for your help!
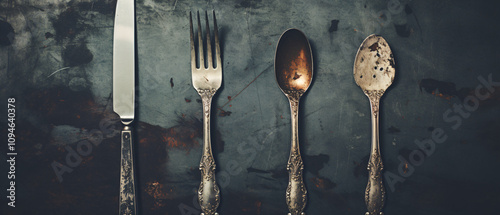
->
[354,35,395,92]
[275,29,313,94]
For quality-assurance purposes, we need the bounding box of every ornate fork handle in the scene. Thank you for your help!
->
[365,90,386,215]
[286,91,307,215]
[198,89,220,215]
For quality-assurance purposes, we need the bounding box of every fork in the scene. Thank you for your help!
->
[190,11,221,215]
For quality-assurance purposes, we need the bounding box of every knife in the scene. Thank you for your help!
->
[113,0,136,214]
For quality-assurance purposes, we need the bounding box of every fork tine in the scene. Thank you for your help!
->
[205,11,212,69]
[189,12,197,70]
[213,10,221,69]
[196,11,204,69]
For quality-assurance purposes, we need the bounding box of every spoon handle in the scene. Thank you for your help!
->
[286,93,307,215]
[365,91,385,215]
[198,90,220,215]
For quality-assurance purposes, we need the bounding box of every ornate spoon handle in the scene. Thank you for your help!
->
[365,91,385,215]
[198,90,220,215]
[119,125,136,215]
[286,93,307,215]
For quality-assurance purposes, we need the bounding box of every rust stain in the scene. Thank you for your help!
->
[145,181,173,209]
[403,162,409,174]
[369,42,379,51]
[310,176,336,190]
[219,109,232,117]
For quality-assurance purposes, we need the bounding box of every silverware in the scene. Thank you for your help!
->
[113,0,136,214]
[353,35,395,215]
[189,11,221,215]
[274,29,313,215]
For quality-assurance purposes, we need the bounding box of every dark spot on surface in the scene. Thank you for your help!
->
[380,67,383,71]
[360,75,363,79]
[388,126,401,134]
[235,0,262,9]
[52,8,88,42]
[405,4,413,14]
[428,126,435,132]
[270,167,288,179]
[154,116,202,151]
[170,78,174,88]
[45,32,54,39]
[328,20,339,32]
[293,73,301,80]
[0,20,15,46]
[368,42,379,51]
[62,43,93,67]
[304,154,329,175]
[389,58,396,68]
[310,176,336,190]
[398,148,412,159]
[353,155,369,178]
[373,75,376,78]
[184,98,191,103]
[394,24,411,37]
[247,167,269,174]
[24,86,102,128]
[213,130,225,153]
[222,191,264,214]
[78,0,117,15]
[374,66,377,70]
[476,120,500,152]
[219,109,232,117]
[419,78,459,99]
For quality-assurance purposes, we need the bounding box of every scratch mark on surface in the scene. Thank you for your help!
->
[173,0,178,10]
[47,67,70,78]
[218,65,272,109]
[304,107,323,118]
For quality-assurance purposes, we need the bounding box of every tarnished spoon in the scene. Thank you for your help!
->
[275,28,313,215]
[354,34,395,215]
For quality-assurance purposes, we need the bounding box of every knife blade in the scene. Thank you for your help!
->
[112,0,136,214]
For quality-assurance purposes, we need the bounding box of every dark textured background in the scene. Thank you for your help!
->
[1,0,500,214]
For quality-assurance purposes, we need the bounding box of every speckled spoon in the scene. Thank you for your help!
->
[353,35,395,215]
[275,28,312,215]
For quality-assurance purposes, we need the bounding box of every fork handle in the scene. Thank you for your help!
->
[365,93,385,215]
[286,93,307,215]
[198,89,220,215]
[119,125,136,215]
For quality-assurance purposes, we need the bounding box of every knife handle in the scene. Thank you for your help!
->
[119,125,136,215]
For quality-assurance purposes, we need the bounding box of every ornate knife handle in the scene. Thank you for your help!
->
[286,94,307,215]
[198,90,220,215]
[119,125,136,215]
[365,95,385,215]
